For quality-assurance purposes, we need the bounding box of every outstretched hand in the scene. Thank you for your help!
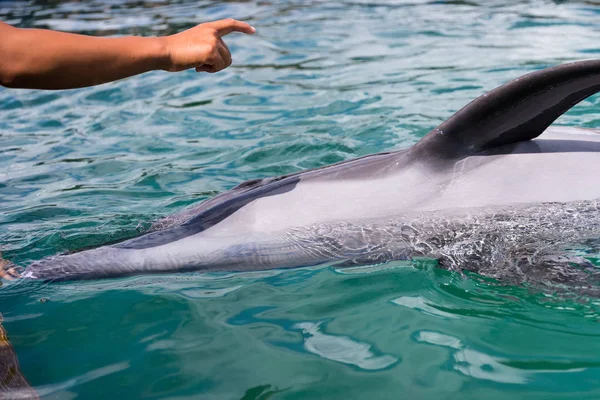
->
[161,19,256,74]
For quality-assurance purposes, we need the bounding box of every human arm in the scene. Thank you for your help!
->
[0,18,255,90]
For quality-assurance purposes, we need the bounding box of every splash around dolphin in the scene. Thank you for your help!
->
[5,59,600,284]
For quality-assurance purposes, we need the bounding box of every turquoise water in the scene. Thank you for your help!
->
[2,0,600,398]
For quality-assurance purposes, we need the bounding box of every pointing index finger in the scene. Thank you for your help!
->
[207,19,256,37]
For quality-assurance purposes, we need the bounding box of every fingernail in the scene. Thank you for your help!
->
[250,26,256,33]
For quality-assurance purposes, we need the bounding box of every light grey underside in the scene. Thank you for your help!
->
[23,126,600,283]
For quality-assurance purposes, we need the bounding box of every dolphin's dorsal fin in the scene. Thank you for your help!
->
[413,60,600,159]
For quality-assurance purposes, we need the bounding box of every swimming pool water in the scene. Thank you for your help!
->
[2,0,600,398]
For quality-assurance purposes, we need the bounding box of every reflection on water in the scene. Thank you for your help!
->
[392,295,459,319]
[415,330,586,384]
[294,322,398,370]
[33,362,130,399]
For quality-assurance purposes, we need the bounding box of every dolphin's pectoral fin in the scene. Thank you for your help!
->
[413,60,600,161]
[0,253,21,281]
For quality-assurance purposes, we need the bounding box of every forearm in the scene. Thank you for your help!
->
[0,23,168,89]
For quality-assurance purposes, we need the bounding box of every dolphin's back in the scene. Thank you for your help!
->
[424,127,600,211]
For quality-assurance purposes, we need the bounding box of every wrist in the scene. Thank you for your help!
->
[145,36,171,72]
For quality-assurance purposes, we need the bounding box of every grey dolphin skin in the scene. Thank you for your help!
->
[10,60,600,284]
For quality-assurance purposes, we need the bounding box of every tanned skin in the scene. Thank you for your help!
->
[0,18,255,90]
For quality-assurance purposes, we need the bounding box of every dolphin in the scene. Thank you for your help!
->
[5,59,600,284]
